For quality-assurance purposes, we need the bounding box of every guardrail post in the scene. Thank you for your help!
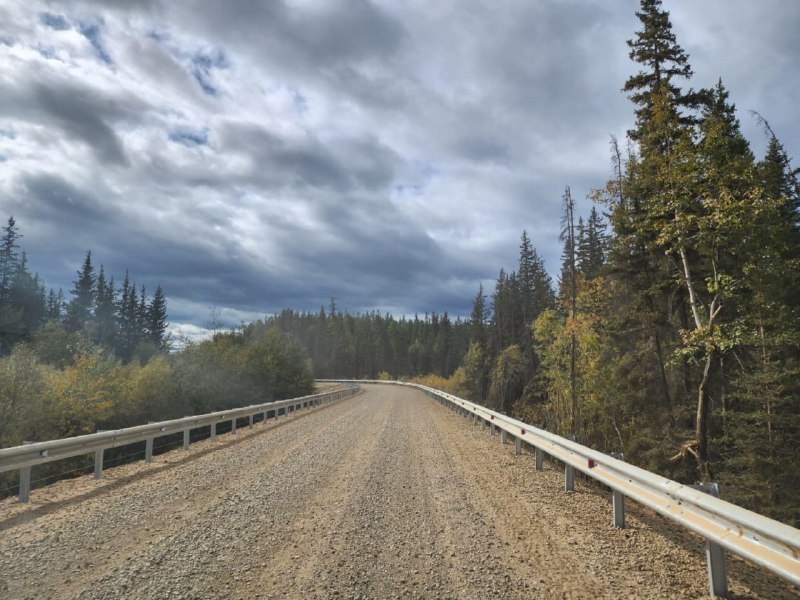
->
[689,483,728,598]
[515,437,522,455]
[94,448,104,480]
[612,490,625,528]
[183,421,191,450]
[565,464,574,492]
[500,430,507,444]
[535,447,543,470]
[145,438,154,463]
[608,452,625,528]
[211,422,217,441]
[481,419,486,431]
[19,441,33,503]
[706,541,728,598]
[248,414,254,428]
[490,422,496,436]
[93,430,106,480]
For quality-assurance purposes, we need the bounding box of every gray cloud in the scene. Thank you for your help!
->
[0,0,797,334]
[179,0,405,70]
[40,12,70,30]
[32,82,129,165]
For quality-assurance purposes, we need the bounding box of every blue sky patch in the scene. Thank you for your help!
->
[36,44,56,59]
[169,129,209,147]
[79,23,113,65]
[191,49,229,96]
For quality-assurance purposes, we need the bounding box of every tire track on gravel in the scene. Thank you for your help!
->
[282,388,451,599]
[423,396,604,598]
[239,390,395,599]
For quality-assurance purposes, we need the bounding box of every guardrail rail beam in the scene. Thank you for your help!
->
[317,379,800,598]
[2,385,359,504]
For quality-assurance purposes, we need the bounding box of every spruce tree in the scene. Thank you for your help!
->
[0,217,21,307]
[46,288,62,321]
[66,251,95,332]
[137,285,148,342]
[469,283,488,346]
[518,231,537,324]
[116,272,138,360]
[577,207,607,278]
[760,134,800,223]
[93,266,116,348]
[10,253,45,332]
[624,0,706,139]
[147,285,168,349]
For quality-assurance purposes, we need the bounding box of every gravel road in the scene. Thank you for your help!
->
[1,384,798,599]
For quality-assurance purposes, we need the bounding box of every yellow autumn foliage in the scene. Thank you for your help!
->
[46,351,121,438]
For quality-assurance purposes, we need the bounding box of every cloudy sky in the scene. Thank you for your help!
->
[0,0,797,338]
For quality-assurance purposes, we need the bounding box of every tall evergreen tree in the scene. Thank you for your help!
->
[93,266,117,348]
[66,251,95,332]
[45,288,63,321]
[9,254,45,332]
[623,0,706,139]
[760,133,800,226]
[116,272,138,360]
[469,283,489,346]
[577,207,607,278]
[147,285,168,349]
[137,286,148,341]
[0,217,21,307]
[518,231,554,323]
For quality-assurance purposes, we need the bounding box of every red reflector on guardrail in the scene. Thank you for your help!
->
[491,415,495,420]
[520,428,526,435]
[588,459,597,469]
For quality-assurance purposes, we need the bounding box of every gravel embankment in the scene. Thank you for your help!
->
[1,384,798,599]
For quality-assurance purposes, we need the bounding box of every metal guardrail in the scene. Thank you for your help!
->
[0,384,360,503]
[322,379,800,598]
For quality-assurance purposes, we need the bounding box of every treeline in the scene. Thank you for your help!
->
[265,302,471,379]
[468,0,799,525]
[0,321,314,493]
[0,217,167,364]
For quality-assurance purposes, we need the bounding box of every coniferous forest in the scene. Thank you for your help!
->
[1,0,798,525]
[270,0,800,526]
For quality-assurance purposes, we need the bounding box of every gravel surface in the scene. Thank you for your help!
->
[1,384,798,599]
